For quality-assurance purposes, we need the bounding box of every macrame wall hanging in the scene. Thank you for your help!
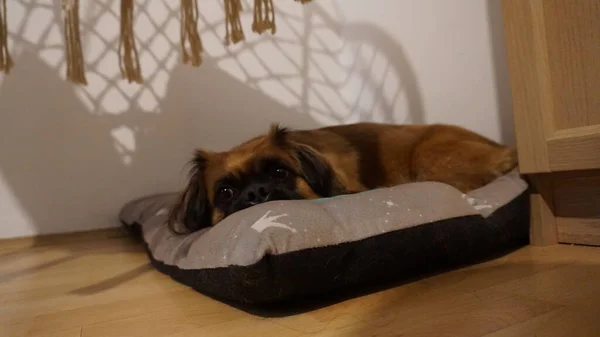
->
[0,0,312,85]
[0,0,13,74]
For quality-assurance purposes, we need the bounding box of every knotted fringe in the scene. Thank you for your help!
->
[3,0,314,80]
[180,0,203,67]
[62,0,87,85]
[0,0,13,74]
[224,0,244,45]
[252,0,276,35]
[119,0,143,83]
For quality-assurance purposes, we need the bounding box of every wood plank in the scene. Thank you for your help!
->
[485,252,600,306]
[547,126,600,171]
[2,231,600,336]
[554,172,600,245]
[0,227,126,252]
[483,299,600,337]
[331,288,558,337]
[543,0,600,129]
[1,324,83,337]
[482,251,600,335]
[557,219,600,246]
[422,244,599,295]
[528,174,558,246]
[501,0,555,173]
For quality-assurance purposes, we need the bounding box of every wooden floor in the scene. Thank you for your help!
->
[1,230,600,337]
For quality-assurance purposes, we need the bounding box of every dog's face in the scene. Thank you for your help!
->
[168,125,344,233]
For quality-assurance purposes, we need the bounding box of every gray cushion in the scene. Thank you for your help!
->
[120,169,529,307]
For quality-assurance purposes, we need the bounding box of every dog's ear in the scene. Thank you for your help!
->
[167,150,213,234]
[292,143,346,197]
[267,124,346,197]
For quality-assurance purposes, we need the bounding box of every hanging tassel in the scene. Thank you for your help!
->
[180,0,203,67]
[62,0,87,85]
[223,0,245,45]
[0,0,13,74]
[119,0,143,84]
[252,0,276,35]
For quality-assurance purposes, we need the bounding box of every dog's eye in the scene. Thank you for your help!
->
[218,187,234,201]
[273,167,289,180]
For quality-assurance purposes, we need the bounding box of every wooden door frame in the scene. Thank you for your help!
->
[502,0,600,246]
[502,0,600,175]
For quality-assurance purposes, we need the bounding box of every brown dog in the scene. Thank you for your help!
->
[168,123,517,233]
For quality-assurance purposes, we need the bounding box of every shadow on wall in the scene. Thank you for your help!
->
[0,0,422,242]
[188,0,425,149]
[486,0,515,145]
[0,52,317,238]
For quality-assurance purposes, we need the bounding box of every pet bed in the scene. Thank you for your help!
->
[119,169,529,305]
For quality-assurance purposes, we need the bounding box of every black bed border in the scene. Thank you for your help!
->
[123,189,530,315]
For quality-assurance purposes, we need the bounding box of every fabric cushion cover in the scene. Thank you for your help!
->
[119,169,529,308]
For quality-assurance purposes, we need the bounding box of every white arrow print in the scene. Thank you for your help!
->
[250,211,297,233]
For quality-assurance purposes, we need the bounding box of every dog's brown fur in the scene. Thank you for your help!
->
[168,123,517,233]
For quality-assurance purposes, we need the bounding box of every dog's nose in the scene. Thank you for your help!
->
[243,184,273,206]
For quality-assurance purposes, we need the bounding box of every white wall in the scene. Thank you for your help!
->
[0,0,514,239]
[340,0,514,144]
